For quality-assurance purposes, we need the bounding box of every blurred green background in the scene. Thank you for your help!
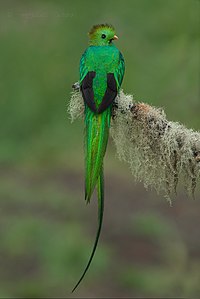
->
[0,0,200,297]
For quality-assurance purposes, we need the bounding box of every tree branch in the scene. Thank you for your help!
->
[69,86,200,200]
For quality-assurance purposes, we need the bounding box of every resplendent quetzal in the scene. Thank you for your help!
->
[72,24,125,292]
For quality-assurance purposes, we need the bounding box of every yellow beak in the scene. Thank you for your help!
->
[113,35,119,40]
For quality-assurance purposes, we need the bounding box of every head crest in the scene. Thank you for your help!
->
[89,24,115,38]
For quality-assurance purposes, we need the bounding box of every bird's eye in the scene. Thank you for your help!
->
[101,34,106,39]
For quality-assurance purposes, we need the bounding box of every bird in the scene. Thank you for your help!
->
[72,24,125,292]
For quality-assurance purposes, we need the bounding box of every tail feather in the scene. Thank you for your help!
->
[90,113,108,194]
[72,169,104,293]
[72,108,110,292]
[84,113,94,202]
[85,109,110,202]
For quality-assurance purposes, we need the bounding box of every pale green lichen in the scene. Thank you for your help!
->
[68,90,84,122]
[68,90,200,200]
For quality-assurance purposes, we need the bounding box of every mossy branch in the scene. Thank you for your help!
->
[68,86,200,200]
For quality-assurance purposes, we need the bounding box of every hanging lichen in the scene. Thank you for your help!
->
[69,89,200,200]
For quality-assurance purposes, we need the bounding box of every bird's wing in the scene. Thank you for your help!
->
[80,51,89,83]
[114,52,125,90]
[80,52,97,113]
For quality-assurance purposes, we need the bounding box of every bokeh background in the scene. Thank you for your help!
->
[0,0,200,297]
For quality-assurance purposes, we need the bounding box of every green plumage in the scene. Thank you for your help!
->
[72,24,125,292]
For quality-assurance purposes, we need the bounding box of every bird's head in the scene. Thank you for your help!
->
[88,24,118,46]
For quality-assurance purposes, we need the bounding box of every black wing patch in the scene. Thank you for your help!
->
[97,73,117,114]
[81,71,97,113]
[81,72,117,114]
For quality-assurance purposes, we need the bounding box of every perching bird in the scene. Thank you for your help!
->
[72,24,125,292]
